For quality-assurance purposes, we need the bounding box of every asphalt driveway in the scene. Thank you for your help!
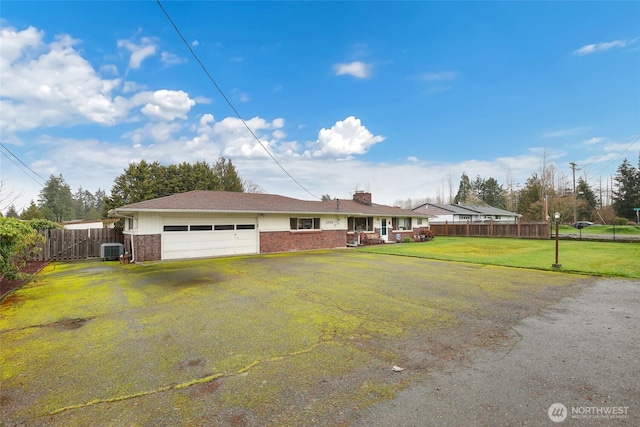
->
[355,278,640,426]
[1,250,632,426]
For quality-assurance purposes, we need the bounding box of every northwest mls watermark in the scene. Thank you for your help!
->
[548,403,631,423]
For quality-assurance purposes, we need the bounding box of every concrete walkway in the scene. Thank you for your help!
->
[355,279,640,426]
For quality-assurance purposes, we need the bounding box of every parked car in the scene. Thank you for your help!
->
[570,221,594,229]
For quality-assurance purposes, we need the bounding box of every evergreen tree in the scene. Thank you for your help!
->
[612,157,640,220]
[20,200,45,220]
[103,157,245,215]
[5,204,19,218]
[39,174,74,222]
[482,177,506,209]
[576,178,597,221]
[214,157,244,192]
[453,172,473,204]
[518,173,545,220]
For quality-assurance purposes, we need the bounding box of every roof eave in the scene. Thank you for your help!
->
[115,207,429,217]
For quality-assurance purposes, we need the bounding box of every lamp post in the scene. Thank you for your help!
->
[552,212,562,269]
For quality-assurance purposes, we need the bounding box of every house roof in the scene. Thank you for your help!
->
[115,190,428,218]
[413,202,520,217]
[457,204,521,217]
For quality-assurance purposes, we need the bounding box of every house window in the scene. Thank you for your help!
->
[190,225,213,231]
[417,218,423,225]
[164,225,188,232]
[214,224,235,231]
[396,217,412,230]
[236,224,256,230]
[349,217,373,231]
[460,215,471,220]
[290,218,320,230]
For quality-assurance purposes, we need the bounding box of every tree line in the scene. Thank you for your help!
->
[393,155,639,224]
[2,157,253,223]
[2,156,638,224]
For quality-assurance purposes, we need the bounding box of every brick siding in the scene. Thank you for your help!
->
[125,234,161,262]
[260,230,346,253]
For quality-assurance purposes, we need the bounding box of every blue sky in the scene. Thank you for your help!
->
[1,1,639,214]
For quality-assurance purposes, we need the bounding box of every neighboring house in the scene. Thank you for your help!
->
[412,202,521,224]
[62,219,118,230]
[114,190,430,262]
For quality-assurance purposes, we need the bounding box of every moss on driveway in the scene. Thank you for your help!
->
[0,250,594,426]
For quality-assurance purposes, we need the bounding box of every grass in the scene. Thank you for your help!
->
[357,237,640,278]
[559,224,640,235]
[0,251,592,426]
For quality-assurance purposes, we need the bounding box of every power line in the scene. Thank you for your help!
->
[0,143,46,185]
[584,135,640,183]
[155,0,320,200]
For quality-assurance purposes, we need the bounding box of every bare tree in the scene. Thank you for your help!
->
[242,179,265,194]
[0,177,21,213]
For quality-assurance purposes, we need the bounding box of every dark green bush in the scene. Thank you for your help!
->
[613,217,629,226]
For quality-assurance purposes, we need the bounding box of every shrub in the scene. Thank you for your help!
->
[613,217,629,226]
[28,218,62,230]
[403,237,413,243]
[0,218,45,280]
[419,229,435,240]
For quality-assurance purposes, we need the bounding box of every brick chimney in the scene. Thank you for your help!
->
[353,191,372,205]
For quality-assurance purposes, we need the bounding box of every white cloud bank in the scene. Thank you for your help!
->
[0,25,197,134]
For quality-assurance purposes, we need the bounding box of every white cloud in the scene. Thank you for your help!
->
[573,39,629,56]
[122,81,145,94]
[191,40,199,47]
[209,116,287,158]
[542,127,589,139]
[584,137,605,145]
[160,51,185,66]
[0,25,42,66]
[117,36,157,69]
[100,64,119,76]
[333,61,372,79]
[137,90,196,121]
[230,88,250,102]
[309,116,385,159]
[0,25,125,132]
[125,121,184,145]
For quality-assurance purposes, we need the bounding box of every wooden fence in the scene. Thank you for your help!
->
[429,221,550,239]
[34,228,124,261]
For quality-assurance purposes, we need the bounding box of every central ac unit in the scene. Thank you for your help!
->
[100,243,124,260]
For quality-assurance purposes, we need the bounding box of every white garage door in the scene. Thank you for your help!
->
[162,217,258,260]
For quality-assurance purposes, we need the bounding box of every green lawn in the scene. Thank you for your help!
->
[357,237,640,278]
[559,224,640,235]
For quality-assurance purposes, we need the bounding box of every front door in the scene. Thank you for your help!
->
[380,219,388,242]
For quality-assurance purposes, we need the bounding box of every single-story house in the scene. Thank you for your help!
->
[114,190,430,262]
[412,202,521,224]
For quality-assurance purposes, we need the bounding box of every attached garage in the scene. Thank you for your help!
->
[161,217,258,260]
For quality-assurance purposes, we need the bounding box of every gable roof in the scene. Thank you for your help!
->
[116,190,428,218]
[413,202,520,217]
[457,204,521,217]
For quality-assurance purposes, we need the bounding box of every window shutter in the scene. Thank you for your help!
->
[290,218,297,230]
[313,218,320,229]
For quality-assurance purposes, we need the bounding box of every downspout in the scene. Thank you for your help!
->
[108,210,136,263]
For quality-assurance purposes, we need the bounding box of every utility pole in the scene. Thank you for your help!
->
[569,162,580,223]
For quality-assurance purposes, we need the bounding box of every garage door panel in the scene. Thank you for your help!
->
[162,218,257,260]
